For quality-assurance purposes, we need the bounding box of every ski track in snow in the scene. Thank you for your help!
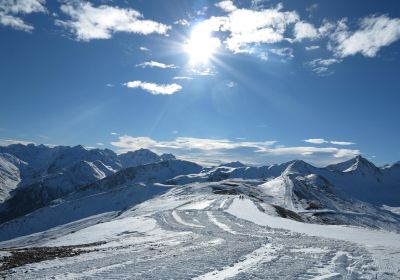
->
[1,195,399,279]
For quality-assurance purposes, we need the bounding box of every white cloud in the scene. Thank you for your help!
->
[269,47,294,59]
[0,0,46,32]
[56,1,170,41]
[307,58,341,75]
[303,138,328,144]
[197,3,299,53]
[215,1,237,13]
[293,21,318,41]
[226,81,236,87]
[139,46,150,52]
[330,141,355,146]
[308,58,341,67]
[96,142,105,146]
[124,81,182,95]
[110,135,360,166]
[105,83,114,87]
[111,135,276,154]
[304,138,355,146]
[0,138,34,146]
[190,66,217,76]
[305,45,320,51]
[136,61,177,69]
[110,132,119,135]
[268,146,360,158]
[173,76,193,80]
[331,15,400,58]
[174,19,189,26]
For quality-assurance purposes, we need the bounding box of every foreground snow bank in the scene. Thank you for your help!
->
[226,198,400,248]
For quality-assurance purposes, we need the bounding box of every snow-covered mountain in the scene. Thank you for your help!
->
[0,144,182,222]
[0,153,26,203]
[0,144,400,278]
[118,148,176,168]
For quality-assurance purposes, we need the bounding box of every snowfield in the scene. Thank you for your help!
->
[1,145,400,279]
[1,181,399,279]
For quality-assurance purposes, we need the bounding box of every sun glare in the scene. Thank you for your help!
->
[184,25,221,65]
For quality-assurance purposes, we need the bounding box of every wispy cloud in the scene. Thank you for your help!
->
[303,138,328,144]
[330,15,400,58]
[110,135,360,166]
[124,81,182,95]
[56,1,170,41]
[304,138,356,146]
[226,81,236,87]
[306,58,341,75]
[111,136,276,153]
[0,138,34,146]
[173,76,193,80]
[269,47,294,59]
[269,146,359,158]
[330,141,355,146]
[136,61,177,69]
[0,0,47,32]
[139,46,150,52]
[174,19,189,26]
[110,132,119,135]
[305,45,320,51]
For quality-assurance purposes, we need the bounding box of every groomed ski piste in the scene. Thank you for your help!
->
[1,180,399,279]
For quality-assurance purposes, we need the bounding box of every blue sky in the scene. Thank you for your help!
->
[1,0,400,166]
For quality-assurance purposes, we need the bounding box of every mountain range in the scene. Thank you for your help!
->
[0,143,400,278]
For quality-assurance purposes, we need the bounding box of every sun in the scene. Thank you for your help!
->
[184,25,221,65]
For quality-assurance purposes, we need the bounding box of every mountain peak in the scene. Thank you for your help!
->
[284,160,316,175]
[118,149,163,168]
[327,155,378,173]
[219,161,246,168]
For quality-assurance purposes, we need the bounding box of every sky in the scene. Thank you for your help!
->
[1,0,400,166]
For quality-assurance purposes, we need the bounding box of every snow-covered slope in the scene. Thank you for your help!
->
[1,180,399,279]
[0,153,26,203]
[0,145,183,221]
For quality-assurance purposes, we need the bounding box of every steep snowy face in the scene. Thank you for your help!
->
[283,160,320,176]
[79,159,203,195]
[118,149,163,168]
[327,156,379,174]
[0,144,122,186]
[47,146,121,174]
[0,153,26,202]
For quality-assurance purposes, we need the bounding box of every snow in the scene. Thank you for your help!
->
[178,199,216,210]
[382,205,400,215]
[172,210,205,228]
[1,147,400,278]
[227,198,400,248]
[193,243,278,280]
